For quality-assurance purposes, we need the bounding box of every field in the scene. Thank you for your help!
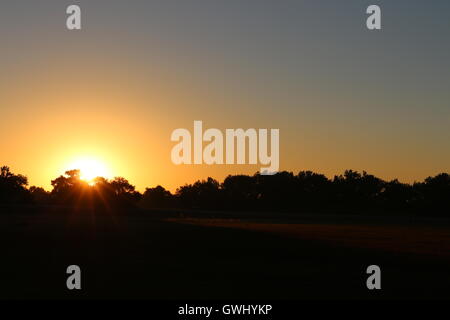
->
[1,207,450,300]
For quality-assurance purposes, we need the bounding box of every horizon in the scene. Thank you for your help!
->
[2,164,447,194]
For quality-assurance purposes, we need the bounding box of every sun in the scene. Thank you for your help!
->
[66,157,111,182]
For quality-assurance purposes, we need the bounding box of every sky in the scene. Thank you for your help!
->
[1,0,449,192]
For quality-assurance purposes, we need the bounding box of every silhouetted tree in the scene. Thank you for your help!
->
[296,171,332,211]
[221,175,257,209]
[378,179,415,213]
[176,177,221,209]
[254,171,297,209]
[29,186,51,205]
[50,169,89,205]
[50,171,141,208]
[333,170,384,213]
[2,164,449,217]
[141,186,174,208]
[110,177,141,205]
[414,173,450,216]
[0,166,31,205]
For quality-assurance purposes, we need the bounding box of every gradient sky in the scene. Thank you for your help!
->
[1,0,449,192]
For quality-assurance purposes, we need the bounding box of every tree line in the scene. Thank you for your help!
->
[1,165,449,216]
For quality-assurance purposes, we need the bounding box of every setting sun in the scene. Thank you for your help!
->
[66,157,111,182]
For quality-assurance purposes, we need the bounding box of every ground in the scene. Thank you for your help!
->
[1,207,449,299]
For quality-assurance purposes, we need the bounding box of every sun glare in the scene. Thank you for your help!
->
[66,157,111,183]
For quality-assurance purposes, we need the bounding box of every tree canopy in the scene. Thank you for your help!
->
[1,165,449,217]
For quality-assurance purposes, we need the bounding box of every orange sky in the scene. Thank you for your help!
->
[1,1,449,192]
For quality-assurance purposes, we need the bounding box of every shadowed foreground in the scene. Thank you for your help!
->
[1,207,450,300]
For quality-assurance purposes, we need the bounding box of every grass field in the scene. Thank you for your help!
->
[1,207,449,300]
